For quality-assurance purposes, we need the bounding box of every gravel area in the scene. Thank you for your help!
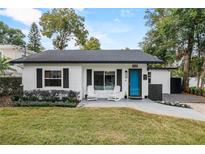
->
[163,94,205,103]
[163,94,205,115]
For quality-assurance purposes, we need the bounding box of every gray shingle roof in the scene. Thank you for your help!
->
[10,49,163,64]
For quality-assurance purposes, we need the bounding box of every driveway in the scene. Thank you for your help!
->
[163,93,205,103]
[163,93,205,115]
[79,99,205,121]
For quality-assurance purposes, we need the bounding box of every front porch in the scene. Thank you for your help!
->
[82,64,148,100]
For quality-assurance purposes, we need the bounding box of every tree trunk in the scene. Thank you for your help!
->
[183,50,191,92]
[182,33,194,92]
[197,34,201,88]
[200,61,205,89]
[197,73,200,88]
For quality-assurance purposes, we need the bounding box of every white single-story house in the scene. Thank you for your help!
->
[11,50,164,100]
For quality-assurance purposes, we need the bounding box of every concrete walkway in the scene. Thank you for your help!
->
[78,99,205,121]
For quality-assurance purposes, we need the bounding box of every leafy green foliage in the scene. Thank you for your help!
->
[190,56,204,77]
[12,90,80,107]
[140,9,205,91]
[81,37,101,50]
[39,8,88,50]
[0,57,12,75]
[15,90,79,102]
[0,77,22,97]
[189,87,204,96]
[27,22,43,52]
[171,67,184,78]
[0,21,25,46]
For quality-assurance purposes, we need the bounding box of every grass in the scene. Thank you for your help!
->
[0,107,205,144]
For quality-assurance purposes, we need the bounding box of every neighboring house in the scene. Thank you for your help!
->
[11,50,163,100]
[189,77,205,87]
[0,45,35,77]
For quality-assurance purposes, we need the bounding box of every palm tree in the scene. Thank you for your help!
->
[0,57,11,75]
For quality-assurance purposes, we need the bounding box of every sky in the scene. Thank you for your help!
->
[0,8,149,50]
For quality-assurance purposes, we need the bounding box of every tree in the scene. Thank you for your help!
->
[0,21,26,46]
[0,57,11,75]
[121,47,130,50]
[140,9,205,92]
[39,8,88,50]
[81,37,101,50]
[27,22,43,52]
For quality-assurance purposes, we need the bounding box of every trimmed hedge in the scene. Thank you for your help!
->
[13,101,78,107]
[0,77,23,97]
[12,90,80,107]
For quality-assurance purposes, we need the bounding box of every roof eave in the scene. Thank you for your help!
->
[10,60,163,64]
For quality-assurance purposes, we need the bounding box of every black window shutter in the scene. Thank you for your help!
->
[87,69,92,86]
[63,68,69,88]
[117,69,122,91]
[36,68,42,88]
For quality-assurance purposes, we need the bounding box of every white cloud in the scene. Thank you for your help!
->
[0,8,42,26]
[114,18,120,23]
[75,8,85,12]
[120,9,134,17]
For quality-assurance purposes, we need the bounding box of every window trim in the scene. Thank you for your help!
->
[43,69,63,88]
[148,71,151,84]
[93,70,116,90]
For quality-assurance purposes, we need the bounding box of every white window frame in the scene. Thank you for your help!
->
[43,69,63,88]
[93,70,116,91]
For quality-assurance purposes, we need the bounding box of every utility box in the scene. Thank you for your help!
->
[148,84,162,101]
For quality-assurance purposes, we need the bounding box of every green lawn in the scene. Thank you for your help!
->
[0,107,205,144]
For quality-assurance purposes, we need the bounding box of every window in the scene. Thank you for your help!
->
[94,71,104,90]
[44,70,62,87]
[148,72,151,83]
[105,71,115,90]
[94,71,115,90]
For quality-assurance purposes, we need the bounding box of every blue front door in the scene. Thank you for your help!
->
[129,69,141,97]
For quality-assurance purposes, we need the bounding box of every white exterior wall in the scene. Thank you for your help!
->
[23,64,83,99]
[150,69,170,94]
[22,63,148,100]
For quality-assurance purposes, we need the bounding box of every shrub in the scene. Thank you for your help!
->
[196,88,203,96]
[189,87,196,94]
[0,77,23,97]
[13,101,78,107]
[12,90,80,107]
[189,87,204,96]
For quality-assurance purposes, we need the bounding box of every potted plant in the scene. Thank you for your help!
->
[124,92,127,99]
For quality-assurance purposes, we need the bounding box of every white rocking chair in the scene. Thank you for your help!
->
[87,85,98,101]
[107,86,121,101]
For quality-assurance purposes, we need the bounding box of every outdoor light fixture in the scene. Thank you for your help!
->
[125,70,128,78]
